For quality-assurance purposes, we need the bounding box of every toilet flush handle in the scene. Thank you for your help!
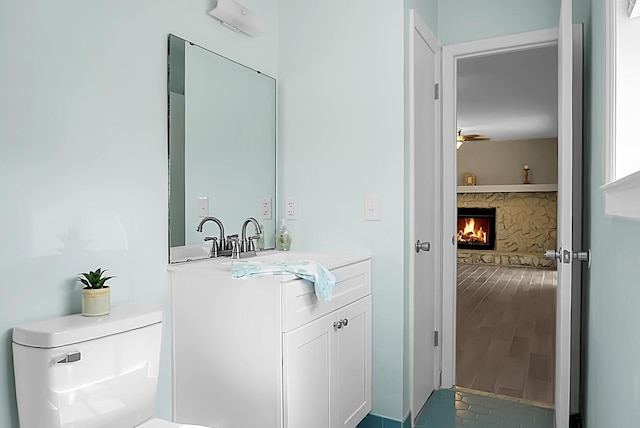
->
[51,351,81,365]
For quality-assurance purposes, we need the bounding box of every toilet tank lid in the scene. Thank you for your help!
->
[12,302,162,348]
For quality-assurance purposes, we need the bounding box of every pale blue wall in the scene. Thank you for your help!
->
[278,0,406,420]
[584,0,640,426]
[406,0,439,34]
[438,0,560,45]
[0,1,277,426]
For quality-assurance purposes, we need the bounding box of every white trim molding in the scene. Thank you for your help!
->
[457,184,557,193]
[604,0,617,184]
[601,170,640,220]
[603,0,640,220]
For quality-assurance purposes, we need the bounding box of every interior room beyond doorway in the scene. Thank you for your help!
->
[453,43,559,407]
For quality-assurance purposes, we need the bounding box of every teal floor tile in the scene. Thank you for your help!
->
[414,388,554,428]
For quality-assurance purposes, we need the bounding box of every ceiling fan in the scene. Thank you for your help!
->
[457,129,491,149]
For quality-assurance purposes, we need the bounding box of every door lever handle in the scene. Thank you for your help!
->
[573,249,591,269]
[545,249,571,263]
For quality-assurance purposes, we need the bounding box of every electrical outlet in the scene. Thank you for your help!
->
[260,197,272,220]
[285,197,298,220]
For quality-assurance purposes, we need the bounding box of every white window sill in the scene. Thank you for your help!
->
[601,170,640,220]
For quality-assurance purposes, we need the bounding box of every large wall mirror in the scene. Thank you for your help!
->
[168,34,276,263]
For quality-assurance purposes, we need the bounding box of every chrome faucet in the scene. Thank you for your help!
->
[240,217,262,256]
[196,217,225,258]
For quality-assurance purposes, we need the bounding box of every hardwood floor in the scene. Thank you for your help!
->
[456,263,556,405]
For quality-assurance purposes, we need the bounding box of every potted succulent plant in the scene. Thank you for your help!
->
[78,268,114,317]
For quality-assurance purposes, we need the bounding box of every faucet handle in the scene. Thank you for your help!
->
[204,236,219,258]
[247,236,256,252]
[225,234,238,251]
[229,236,241,259]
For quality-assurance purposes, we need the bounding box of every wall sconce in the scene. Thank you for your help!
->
[208,0,265,37]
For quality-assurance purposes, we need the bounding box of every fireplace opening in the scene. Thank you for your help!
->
[457,207,497,250]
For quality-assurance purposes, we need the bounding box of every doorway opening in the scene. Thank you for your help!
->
[453,44,559,406]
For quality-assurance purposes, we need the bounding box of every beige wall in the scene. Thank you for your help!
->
[457,138,558,186]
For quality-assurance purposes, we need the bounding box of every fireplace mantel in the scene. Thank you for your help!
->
[457,184,557,194]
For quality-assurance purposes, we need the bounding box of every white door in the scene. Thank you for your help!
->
[554,0,573,426]
[335,296,371,428]
[409,10,441,424]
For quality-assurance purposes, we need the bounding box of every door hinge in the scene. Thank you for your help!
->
[434,83,440,100]
[434,331,439,347]
[439,369,442,387]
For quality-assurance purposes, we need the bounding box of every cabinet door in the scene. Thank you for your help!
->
[283,311,337,428]
[334,296,372,428]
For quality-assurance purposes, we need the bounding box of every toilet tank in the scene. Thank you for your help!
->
[12,302,163,428]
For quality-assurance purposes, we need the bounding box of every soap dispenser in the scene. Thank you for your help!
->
[276,219,291,251]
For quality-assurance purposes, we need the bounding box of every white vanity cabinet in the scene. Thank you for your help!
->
[168,253,372,428]
[284,295,371,428]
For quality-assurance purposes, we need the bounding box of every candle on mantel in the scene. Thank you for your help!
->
[523,164,531,184]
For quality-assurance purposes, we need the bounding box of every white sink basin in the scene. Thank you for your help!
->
[169,244,211,263]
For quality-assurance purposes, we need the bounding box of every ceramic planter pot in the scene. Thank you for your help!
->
[81,287,110,316]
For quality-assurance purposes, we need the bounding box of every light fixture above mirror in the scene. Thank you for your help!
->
[208,0,265,37]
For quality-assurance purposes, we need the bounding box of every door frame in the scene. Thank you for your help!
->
[408,9,442,424]
[440,27,561,388]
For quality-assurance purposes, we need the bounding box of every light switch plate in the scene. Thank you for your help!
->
[198,197,209,217]
[365,194,381,221]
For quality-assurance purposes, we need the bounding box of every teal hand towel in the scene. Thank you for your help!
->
[231,260,336,302]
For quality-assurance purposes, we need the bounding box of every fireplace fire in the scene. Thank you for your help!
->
[457,207,496,250]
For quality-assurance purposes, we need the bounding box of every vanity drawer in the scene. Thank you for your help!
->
[281,259,371,332]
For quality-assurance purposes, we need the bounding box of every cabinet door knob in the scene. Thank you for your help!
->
[333,320,343,329]
[342,318,348,327]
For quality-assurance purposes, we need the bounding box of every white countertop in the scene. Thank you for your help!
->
[167,250,371,274]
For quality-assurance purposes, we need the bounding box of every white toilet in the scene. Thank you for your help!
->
[12,302,210,428]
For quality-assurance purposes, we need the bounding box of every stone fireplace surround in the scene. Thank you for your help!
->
[457,191,557,268]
